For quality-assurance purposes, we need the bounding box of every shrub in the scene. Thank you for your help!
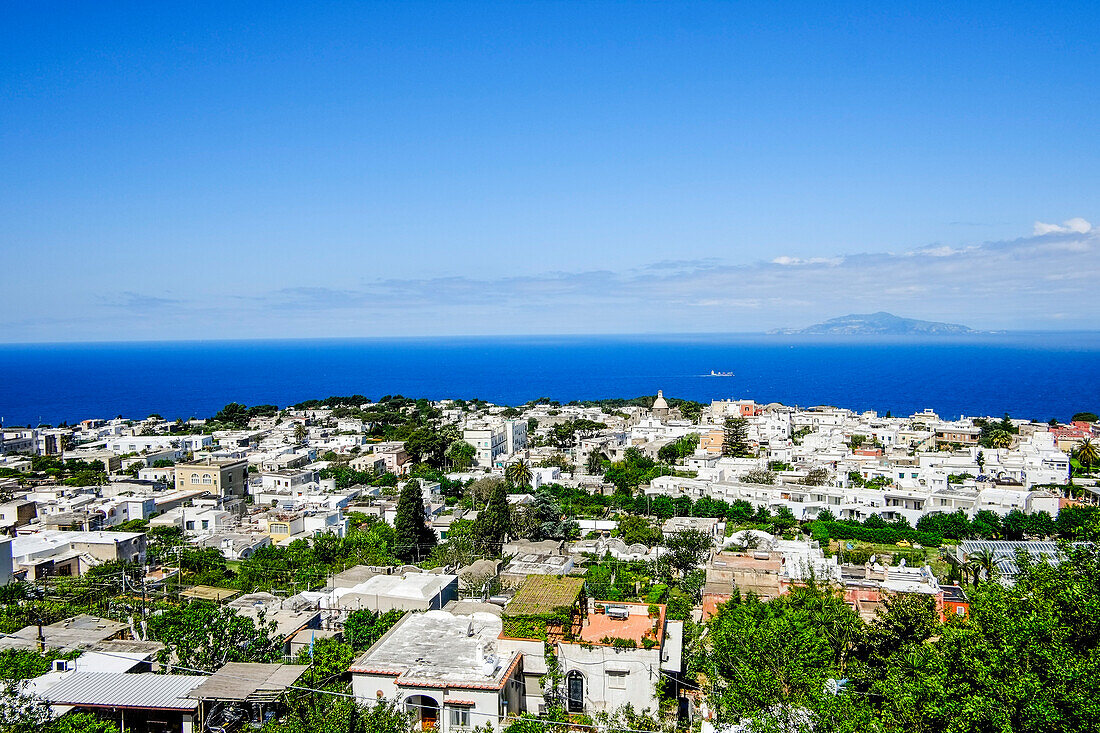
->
[811,520,942,548]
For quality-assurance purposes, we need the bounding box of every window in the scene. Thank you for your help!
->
[607,670,628,689]
[202,474,213,484]
[449,709,470,727]
[190,475,200,484]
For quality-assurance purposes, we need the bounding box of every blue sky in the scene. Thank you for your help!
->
[2,1,1098,341]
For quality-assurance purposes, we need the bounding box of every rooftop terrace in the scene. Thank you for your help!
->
[577,602,665,646]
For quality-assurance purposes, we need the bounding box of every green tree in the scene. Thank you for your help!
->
[657,433,700,463]
[1002,508,1028,540]
[970,509,1002,539]
[1071,412,1097,423]
[650,495,676,521]
[616,515,661,546]
[664,528,713,578]
[504,459,533,487]
[1075,439,1098,473]
[472,483,511,554]
[990,429,1013,448]
[550,423,577,451]
[704,585,859,726]
[293,422,308,445]
[146,601,282,672]
[521,489,577,540]
[722,417,752,457]
[585,450,605,476]
[0,681,51,733]
[294,636,355,683]
[445,440,477,470]
[393,480,436,562]
[863,544,1100,733]
[403,426,456,468]
[967,547,998,583]
[343,609,405,651]
[212,402,250,428]
[770,506,797,532]
[0,649,72,680]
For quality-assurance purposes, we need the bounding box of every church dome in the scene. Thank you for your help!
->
[652,390,669,410]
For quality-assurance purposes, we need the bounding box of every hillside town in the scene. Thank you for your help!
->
[0,393,1098,733]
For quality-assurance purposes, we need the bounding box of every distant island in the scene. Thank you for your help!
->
[770,311,983,336]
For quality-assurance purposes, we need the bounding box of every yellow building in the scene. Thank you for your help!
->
[174,458,248,499]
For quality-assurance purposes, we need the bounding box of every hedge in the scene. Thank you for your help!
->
[810,520,943,548]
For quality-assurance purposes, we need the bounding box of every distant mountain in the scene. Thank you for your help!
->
[770,312,982,336]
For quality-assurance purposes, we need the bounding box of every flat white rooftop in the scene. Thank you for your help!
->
[340,572,457,600]
[350,610,513,688]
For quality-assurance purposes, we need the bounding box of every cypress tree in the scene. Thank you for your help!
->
[473,483,511,555]
[393,479,435,562]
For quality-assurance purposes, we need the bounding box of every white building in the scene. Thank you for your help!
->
[350,609,525,731]
[463,420,527,468]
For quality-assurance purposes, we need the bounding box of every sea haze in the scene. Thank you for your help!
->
[1,333,1098,426]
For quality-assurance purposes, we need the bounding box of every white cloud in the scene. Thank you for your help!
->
[770,256,842,266]
[690,298,762,308]
[1033,217,1092,236]
[5,219,1099,339]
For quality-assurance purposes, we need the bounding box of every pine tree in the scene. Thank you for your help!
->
[722,416,752,457]
[393,479,435,562]
[473,483,511,555]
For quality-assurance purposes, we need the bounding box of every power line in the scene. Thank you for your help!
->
[40,645,672,733]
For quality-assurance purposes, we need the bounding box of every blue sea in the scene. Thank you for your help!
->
[1,333,1098,427]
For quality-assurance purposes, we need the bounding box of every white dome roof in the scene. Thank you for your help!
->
[652,390,669,409]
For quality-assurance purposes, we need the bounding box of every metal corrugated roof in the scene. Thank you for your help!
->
[43,672,204,710]
[959,540,1072,576]
[188,663,308,701]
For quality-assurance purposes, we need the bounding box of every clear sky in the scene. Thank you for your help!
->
[2,1,1098,341]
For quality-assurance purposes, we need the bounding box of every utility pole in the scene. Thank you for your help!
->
[140,565,147,625]
[33,579,45,651]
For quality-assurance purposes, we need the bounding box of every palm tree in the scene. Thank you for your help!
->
[293,423,308,445]
[505,459,533,487]
[1075,439,1099,475]
[990,430,1012,449]
[967,549,997,583]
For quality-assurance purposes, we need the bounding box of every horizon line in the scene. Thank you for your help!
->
[3,328,1100,348]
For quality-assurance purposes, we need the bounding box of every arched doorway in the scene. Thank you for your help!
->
[566,670,584,713]
[405,694,440,730]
